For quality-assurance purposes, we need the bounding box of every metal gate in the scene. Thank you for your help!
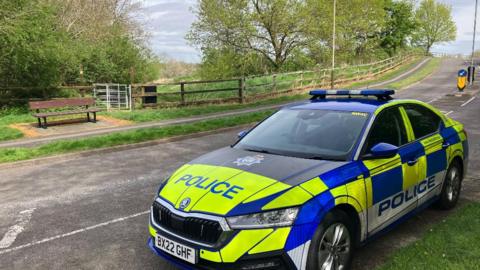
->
[93,83,131,111]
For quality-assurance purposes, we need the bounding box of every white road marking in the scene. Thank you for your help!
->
[0,210,149,256]
[0,209,35,249]
[461,96,476,107]
[445,111,454,116]
[427,98,438,104]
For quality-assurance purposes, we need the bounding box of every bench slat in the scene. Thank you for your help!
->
[29,98,96,109]
[32,108,101,118]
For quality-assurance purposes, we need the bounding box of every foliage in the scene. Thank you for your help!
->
[198,47,269,79]
[0,0,67,88]
[188,0,455,79]
[381,0,417,56]
[188,0,402,78]
[413,0,456,54]
[0,0,159,97]
[187,0,309,73]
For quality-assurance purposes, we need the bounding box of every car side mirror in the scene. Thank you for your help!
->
[237,130,249,139]
[369,143,398,159]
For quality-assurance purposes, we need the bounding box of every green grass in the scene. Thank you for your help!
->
[105,57,423,124]
[0,109,274,163]
[104,94,307,122]
[384,57,441,90]
[377,202,480,270]
[348,57,425,89]
[0,109,34,141]
[154,56,412,103]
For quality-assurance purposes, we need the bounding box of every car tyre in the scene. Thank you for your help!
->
[306,209,355,270]
[437,160,462,210]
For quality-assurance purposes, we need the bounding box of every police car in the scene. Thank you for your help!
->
[148,90,468,270]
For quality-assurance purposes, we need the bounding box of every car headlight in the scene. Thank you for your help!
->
[226,207,299,229]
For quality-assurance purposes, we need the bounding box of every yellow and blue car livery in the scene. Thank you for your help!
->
[148,89,468,270]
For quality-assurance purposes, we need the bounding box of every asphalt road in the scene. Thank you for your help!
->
[1,58,479,270]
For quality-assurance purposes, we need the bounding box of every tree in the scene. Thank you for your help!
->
[413,0,456,55]
[0,0,159,88]
[0,0,67,88]
[381,0,417,56]
[187,0,308,72]
[305,0,387,64]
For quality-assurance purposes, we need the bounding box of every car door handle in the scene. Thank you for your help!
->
[407,159,418,166]
[442,142,451,149]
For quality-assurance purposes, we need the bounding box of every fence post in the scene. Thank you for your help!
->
[272,74,277,92]
[139,86,145,108]
[300,72,304,88]
[129,85,133,111]
[180,83,185,106]
[238,77,244,103]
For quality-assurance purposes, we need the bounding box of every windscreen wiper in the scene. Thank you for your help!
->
[244,148,272,154]
[307,156,345,161]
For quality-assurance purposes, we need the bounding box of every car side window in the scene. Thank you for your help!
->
[363,107,407,154]
[404,104,441,139]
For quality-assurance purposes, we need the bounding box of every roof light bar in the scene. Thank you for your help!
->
[309,89,395,100]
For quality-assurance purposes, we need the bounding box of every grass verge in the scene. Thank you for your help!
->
[377,202,480,270]
[0,110,274,163]
[0,111,34,141]
[105,57,424,123]
[348,57,425,89]
[103,94,306,122]
[383,57,441,90]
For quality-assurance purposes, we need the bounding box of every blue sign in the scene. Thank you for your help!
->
[458,69,467,77]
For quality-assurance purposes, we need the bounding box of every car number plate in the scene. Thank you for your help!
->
[155,234,197,264]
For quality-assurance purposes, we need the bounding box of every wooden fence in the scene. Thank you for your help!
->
[0,54,416,108]
[132,54,416,108]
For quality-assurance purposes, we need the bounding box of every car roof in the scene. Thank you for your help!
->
[283,98,394,113]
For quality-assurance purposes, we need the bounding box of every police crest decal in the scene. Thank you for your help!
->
[233,155,264,166]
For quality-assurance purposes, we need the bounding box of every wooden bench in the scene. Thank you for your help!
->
[29,98,101,128]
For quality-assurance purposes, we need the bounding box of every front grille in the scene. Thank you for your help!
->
[152,202,223,245]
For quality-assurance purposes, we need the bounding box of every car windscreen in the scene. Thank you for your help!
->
[234,109,369,161]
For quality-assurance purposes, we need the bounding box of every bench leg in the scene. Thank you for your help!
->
[87,112,91,122]
[93,112,97,123]
[37,118,42,128]
[42,117,47,129]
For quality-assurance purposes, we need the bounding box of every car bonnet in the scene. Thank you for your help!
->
[158,147,347,216]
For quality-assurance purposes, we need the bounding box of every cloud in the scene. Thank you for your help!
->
[136,0,200,62]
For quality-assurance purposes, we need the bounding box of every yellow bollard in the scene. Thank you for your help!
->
[457,69,467,91]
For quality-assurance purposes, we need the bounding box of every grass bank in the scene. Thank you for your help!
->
[103,94,306,122]
[384,57,441,90]
[0,109,33,141]
[0,110,274,163]
[348,57,426,89]
[103,58,427,123]
[377,202,480,270]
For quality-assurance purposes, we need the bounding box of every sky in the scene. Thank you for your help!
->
[140,0,479,62]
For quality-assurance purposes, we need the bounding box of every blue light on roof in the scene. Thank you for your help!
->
[309,89,395,100]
